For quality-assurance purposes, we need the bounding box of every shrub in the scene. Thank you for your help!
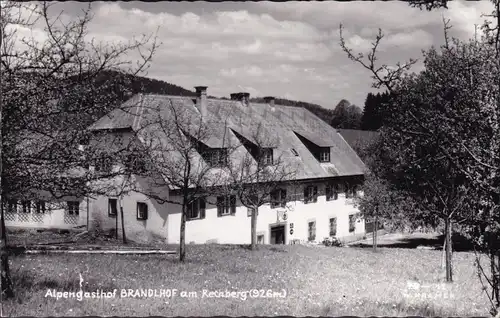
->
[322,237,343,247]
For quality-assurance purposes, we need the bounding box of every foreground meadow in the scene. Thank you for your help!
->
[5,244,490,316]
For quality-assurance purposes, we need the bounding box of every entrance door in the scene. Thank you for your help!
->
[270,225,285,244]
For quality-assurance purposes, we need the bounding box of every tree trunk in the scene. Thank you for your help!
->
[0,35,14,299]
[120,206,127,244]
[444,217,453,282]
[115,208,118,240]
[0,207,13,299]
[373,215,378,252]
[490,249,499,315]
[250,206,258,250]
[179,205,187,262]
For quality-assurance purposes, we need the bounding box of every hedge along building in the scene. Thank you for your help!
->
[86,87,367,244]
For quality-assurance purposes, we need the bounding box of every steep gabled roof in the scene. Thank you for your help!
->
[89,94,366,181]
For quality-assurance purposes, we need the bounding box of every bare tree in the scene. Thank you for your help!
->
[0,1,159,298]
[224,122,297,250]
[117,98,236,262]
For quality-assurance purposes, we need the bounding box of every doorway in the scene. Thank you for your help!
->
[270,225,285,244]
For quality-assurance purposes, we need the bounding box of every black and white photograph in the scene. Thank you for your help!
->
[1,0,500,316]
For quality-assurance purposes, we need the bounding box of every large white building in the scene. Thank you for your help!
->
[84,87,368,245]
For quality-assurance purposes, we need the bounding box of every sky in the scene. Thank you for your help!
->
[11,1,498,109]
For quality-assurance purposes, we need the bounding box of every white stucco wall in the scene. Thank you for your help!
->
[165,182,364,244]
[90,179,365,244]
[89,189,170,242]
[5,197,89,230]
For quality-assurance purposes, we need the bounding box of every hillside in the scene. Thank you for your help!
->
[250,97,335,126]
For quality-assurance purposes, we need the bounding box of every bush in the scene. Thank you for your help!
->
[322,237,343,247]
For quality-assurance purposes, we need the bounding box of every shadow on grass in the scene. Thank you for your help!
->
[215,244,288,253]
[351,233,476,252]
[322,299,448,317]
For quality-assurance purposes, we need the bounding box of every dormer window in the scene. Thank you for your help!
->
[319,148,330,162]
[206,148,228,167]
[293,131,332,163]
[260,148,273,166]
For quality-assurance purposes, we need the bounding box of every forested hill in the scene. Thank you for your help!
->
[94,70,197,99]
[249,97,335,125]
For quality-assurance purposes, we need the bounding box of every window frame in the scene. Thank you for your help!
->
[67,201,80,215]
[270,189,287,209]
[136,202,148,220]
[108,198,118,217]
[187,198,206,220]
[304,185,318,204]
[326,184,338,201]
[319,148,330,163]
[308,221,316,241]
[349,214,356,233]
[217,195,236,216]
[329,217,337,237]
[260,148,273,166]
[35,201,46,214]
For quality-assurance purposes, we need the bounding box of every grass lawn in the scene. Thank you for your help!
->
[3,244,491,317]
[6,228,172,251]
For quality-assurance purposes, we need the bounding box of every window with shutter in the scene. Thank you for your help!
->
[326,184,338,201]
[187,198,206,220]
[187,200,198,219]
[217,195,234,216]
[304,186,318,204]
[271,189,287,208]
[36,201,46,214]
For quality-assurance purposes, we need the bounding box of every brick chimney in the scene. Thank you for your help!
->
[194,86,208,117]
[263,96,275,107]
[230,92,250,107]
